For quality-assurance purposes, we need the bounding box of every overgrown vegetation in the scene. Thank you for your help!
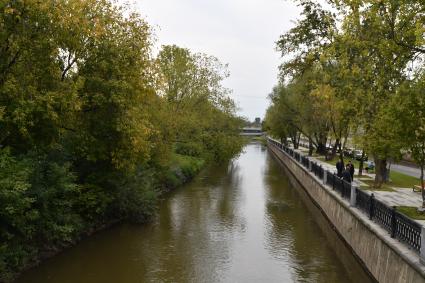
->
[0,1,243,281]
[264,0,424,200]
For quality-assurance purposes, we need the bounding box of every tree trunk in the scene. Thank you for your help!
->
[421,164,424,208]
[374,158,387,188]
[331,139,339,159]
[308,138,313,156]
[338,142,344,168]
[316,142,326,155]
[358,151,365,176]
[296,133,301,149]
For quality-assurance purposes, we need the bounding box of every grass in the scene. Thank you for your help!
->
[358,173,420,190]
[396,206,425,220]
[315,155,420,188]
[360,180,395,192]
[388,171,420,188]
[317,156,361,168]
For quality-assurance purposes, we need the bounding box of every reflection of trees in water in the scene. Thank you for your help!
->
[18,144,373,283]
[262,153,372,283]
[217,161,244,228]
[137,156,246,282]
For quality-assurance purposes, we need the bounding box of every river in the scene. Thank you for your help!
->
[17,142,373,283]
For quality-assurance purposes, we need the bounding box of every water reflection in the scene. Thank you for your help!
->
[17,142,373,283]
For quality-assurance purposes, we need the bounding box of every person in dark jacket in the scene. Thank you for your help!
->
[342,165,352,183]
[336,159,344,177]
[348,160,355,181]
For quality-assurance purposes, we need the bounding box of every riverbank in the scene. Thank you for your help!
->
[15,142,373,283]
[3,153,206,283]
[268,139,425,283]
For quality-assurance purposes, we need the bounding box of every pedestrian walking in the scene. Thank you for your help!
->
[342,165,352,183]
[348,160,355,181]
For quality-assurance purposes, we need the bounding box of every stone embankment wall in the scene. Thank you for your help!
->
[268,140,425,283]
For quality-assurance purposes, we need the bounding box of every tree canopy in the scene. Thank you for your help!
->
[265,0,424,188]
[0,1,244,280]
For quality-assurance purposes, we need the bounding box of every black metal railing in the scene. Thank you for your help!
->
[333,176,350,199]
[355,189,371,216]
[395,212,421,251]
[294,151,301,162]
[301,156,309,169]
[374,199,393,232]
[311,161,318,174]
[267,137,422,252]
[311,162,324,180]
[317,165,325,180]
[327,171,335,188]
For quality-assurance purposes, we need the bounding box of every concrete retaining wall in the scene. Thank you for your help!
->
[268,141,425,283]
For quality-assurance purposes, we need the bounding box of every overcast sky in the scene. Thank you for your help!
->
[133,0,301,121]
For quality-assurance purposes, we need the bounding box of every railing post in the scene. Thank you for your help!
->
[350,184,357,206]
[391,206,397,238]
[332,173,336,190]
[420,226,425,264]
[308,160,312,171]
[323,170,327,185]
[369,194,375,220]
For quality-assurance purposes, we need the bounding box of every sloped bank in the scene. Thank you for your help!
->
[267,139,425,283]
[6,154,205,283]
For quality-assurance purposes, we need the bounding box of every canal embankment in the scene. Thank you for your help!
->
[15,142,373,283]
[268,138,425,283]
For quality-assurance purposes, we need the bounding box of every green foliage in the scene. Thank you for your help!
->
[0,149,82,280]
[0,149,36,281]
[0,0,243,280]
[28,153,83,245]
[264,70,330,152]
[164,154,205,188]
[157,45,244,163]
[175,142,203,157]
[269,0,424,186]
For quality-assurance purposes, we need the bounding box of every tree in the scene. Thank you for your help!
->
[387,76,425,206]
[273,0,424,186]
[156,45,243,162]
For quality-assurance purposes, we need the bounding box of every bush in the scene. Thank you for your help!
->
[175,142,203,157]
[0,149,83,279]
[164,154,205,189]
[108,168,159,224]
[0,149,37,279]
[28,155,83,246]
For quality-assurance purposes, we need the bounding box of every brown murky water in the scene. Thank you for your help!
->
[17,143,373,283]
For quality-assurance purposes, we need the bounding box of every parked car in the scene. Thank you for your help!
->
[353,150,368,161]
[343,148,354,158]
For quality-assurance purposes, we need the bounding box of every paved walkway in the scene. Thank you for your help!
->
[294,147,423,210]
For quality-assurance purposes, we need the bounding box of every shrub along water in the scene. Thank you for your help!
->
[0,1,243,281]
